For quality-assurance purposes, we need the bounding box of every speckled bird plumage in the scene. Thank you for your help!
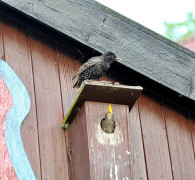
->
[73,51,121,88]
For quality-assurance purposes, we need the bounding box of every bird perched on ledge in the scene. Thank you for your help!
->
[72,51,122,88]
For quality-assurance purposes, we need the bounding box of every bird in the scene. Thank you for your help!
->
[72,51,122,88]
[101,104,116,134]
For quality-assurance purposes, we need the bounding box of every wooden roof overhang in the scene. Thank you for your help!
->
[0,0,195,112]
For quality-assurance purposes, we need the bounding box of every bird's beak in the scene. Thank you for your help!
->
[115,58,122,61]
[107,104,112,113]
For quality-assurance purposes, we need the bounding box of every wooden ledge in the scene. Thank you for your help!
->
[62,80,143,128]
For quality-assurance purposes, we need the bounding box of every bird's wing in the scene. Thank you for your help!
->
[72,57,102,79]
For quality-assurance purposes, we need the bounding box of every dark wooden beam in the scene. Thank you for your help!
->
[1,0,195,103]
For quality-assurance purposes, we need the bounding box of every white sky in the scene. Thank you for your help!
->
[96,0,195,35]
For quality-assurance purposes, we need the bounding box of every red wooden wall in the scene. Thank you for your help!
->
[0,15,195,180]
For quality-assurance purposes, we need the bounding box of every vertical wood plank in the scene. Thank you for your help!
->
[138,94,173,179]
[189,113,195,159]
[57,47,80,116]
[0,15,4,60]
[57,47,80,178]
[68,103,91,180]
[2,20,41,180]
[164,101,195,179]
[129,102,147,180]
[30,33,69,180]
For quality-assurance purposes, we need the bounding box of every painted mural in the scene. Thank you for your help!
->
[0,59,36,179]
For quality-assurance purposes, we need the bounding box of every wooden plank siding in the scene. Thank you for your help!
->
[138,94,173,179]
[1,15,195,180]
[163,102,195,179]
[29,32,69,180]
[189,113,195,161]
[128,102,147,180]
[1,16,42,180]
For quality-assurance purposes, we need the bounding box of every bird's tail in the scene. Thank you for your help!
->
[72,74,77,80]
[73,81,80,88]
[73,76,84,88]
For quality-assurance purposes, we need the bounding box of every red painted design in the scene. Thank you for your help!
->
[0,78,17,179]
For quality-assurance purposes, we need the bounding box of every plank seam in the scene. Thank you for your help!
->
[161,98,174,180]
[28,29,43,180]
[1,18,5,61]
[137,100,149,179]
[187,112,195,164]
[55,43,71,179]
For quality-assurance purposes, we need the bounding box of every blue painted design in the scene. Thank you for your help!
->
[0,59,36,180]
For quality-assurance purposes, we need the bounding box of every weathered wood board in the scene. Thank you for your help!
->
[68,102,131,180]
[138,94,173,179]
[128,102,147,179]
[30,32,69,180]
[163,101,195,179]
[62,80,143,127]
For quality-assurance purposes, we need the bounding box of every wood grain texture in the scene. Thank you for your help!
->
[68,102,131,180]
[57,46,80,117]
[57,46,81,179]
[138,94,173,179]
[1,0,195,101]
[2,20,41,180]
[68,103,91,180]
[128,102,147,180]
[163,101,195,180]
[189,112,195,158]
[0,15,4,60]
[30,32,69,180]
[63,80,142,127]
[1,8,195,180]
[85,102,131,180]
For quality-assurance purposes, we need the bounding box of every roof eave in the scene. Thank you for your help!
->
[0,0,195,111]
